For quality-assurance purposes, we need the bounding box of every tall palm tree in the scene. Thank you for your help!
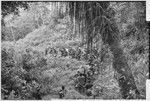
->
[68,1,141,99]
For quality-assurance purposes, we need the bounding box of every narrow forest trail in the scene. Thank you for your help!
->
[40,51,118,99]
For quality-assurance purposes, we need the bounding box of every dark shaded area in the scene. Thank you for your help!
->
[1,1,28,17]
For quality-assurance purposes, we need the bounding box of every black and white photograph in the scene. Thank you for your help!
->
[1,1,149,100]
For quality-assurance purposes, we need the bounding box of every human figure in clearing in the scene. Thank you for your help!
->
[58,86,67,99]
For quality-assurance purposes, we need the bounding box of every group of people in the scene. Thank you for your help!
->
[74,64,99,96]
[44,46,102,98]
[45,46,101,62]
[57,62,100,99]
[45,47,86,60]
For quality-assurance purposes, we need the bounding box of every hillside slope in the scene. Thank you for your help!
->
[2,17,119,99]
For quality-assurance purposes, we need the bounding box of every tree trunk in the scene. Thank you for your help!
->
[109,42,140,99]
[73,2,76,37]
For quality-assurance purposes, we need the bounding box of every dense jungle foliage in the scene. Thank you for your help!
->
[1,1,149,100]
